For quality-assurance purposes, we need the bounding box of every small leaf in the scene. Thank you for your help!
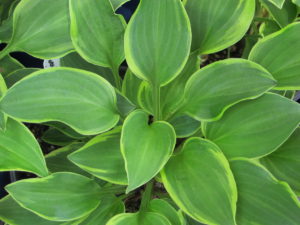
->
[110,0,130,11]
[0,67,120,135]
[184,59,277,121]
[261,128,300,194]
[124,0,191,86]
[0,13,13,43]
[161,138,237,225]
[8,0,72,59]
[259,0,297,28]
[6,172,102,221]
[69,127,128,185]
[106,212,171,225]
[0,55,23,77]
[79,194,125,225]
[122,69,143,107]
[267,0,286,8]
[249,22,300,89]
[231,159,300,225]
[42,128,77,147]
[43,121,86,140]
[116,90,136,118]
[70,0,125,70]
[185,0,255,54]
[147,199,182,225]
[4,68,39,88]
[203,93,300,158]
[121,110,176,192]
[0,118,48,177]
[168,114,201,138]
[259,20,281,37]
[0,195,61,225]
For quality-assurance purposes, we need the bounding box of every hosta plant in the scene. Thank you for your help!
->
[0,0,300,224]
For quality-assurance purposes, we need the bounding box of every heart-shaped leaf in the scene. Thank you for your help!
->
[261,128,300,194]
[185,0,255,54]
[69,127,128,185]
[6,172,102,221]
[231,159,300,225]
[184,59,276,121]
[6,0,73,59]
[121,110,176,192]
[249,22,300,89]
[106,212,171,225]
[161,138,237,225]
[70,0,125,72]
[0,67,120,135]
[0,118,48,177]
[203,93,300,158]
[124,0,191,86]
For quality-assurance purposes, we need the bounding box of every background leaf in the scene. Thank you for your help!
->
[4,68,39,88]
[110,0,131,11]
[0,55,23,77]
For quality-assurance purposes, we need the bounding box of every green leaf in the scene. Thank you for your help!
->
[0,118,48,177]
[0,13,13,43]
[109,0,130,11]
[43,122,86,140]
[124,0,191,86]
[60,52,116,87]
[0,195,61,225]
[121,110,176,192]
[6,172,102,221]
[0,55,23,77]
[267,0,286,8]
[70,0,125,71]
[0,67,120,135]
[260,128,300,194]
[249,22,300,89]
[116,90,136,118]
[79,194,125,225]
[161,138,237,225]
[259,0,297,28]
[68,127,127,185]
[106,212,171,225]
[185,0,255,54]
[42,128,77,147]
[203,93,300,159]
[184,59,277,121]
[168,114,201,138]
[292,0,300,6]
[147,199,182,225]
[231,159,300,225]
[4,68,39,88]
[45,143,89,176]
[6,0,72,59]
[122,69,143,107]
[259,20,281,37]
[0,73,7,130]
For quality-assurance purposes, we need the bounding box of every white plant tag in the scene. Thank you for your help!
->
[43,58,61,68]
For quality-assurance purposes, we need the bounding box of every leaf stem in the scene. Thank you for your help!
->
[112,65,122,90]
[152,83,161,121]
[140,180,154,211]
[0,45,12,61]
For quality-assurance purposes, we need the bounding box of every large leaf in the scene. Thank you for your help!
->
[184,59,276,121]
[6,172,102,221]
[121,110,176,192]
[185,0,255,54]
[231,159,300,225]
[106,212,171,225]
[249,22,300,89]
[203,93,300,159]
[0,67,120,135]
[260,0,297,28]
[261,128,300,194]
[68,127,128,185]
[70,0,125,71]
[5,0,73,59]
[124,0,191,86]
[0,118,48,177]
[161,138,237,225]
[79,194,125,225]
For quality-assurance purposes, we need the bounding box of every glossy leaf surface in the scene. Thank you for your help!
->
[121,110,176,192]
[249,22,300,89]
[125,0,191,86]
[231,159,300,225]
[69,127,128,185]
[185,0,255,54]
[204,93,300,158]
[8,0,73,59]
[161,138,237,225]
[0,68,120,135]
[106,212,171,225]
[0,118,48,177]
[184,59,276,121]
[70,0,125,70]
[261,128,300,194]
[6,172,102,221]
